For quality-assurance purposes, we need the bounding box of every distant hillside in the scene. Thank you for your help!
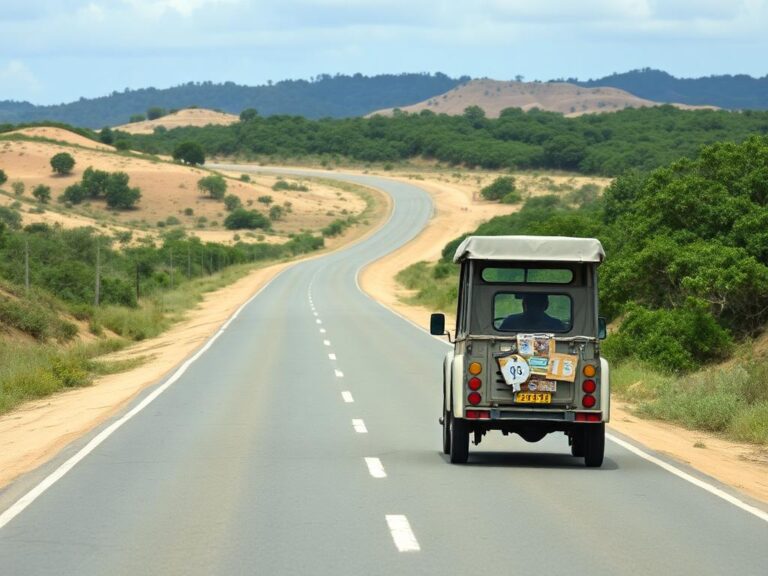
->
[115,108,240,134]
[369,79,714,118]
[0,73,466,128]
[573,69,768,110]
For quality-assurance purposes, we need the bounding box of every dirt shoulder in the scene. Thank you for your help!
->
[358,175,768,505]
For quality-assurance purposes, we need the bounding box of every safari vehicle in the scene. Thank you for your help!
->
[431,235,609,467]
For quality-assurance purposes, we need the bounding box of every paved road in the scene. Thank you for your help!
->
[1,169,766,575]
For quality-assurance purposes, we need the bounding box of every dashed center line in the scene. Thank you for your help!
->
[328,353,337,360]
[316,319,322,325]
[352,419,368,433]
[319,328,327,334]
[365,457,387,479]
[313,312,318,317]
[334,369,344,378]
[385,515,420,552]
[323,339,331,346]
[341,391,354,403]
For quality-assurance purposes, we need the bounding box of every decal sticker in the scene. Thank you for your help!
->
[528,356,549,375]
[497,354,530,392]
[516,334,535,357]
[547,353,579,383]
[528,379,557,392]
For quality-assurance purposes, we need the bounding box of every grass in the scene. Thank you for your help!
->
[395,261,458,312]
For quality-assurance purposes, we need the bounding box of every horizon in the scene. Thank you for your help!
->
[2,0,767,106]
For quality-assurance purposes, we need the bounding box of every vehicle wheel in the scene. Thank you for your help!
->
[442,408,451,455]
[570,430,584,457]
[583,423,605,468]
[449,417,470,464]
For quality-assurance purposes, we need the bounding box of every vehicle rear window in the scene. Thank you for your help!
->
[493,292,572,333]
[482,267,573,284]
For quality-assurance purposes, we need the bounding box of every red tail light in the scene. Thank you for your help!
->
[582,379,597,393]
[582,394,596,408]
[575,412,601,422]
[468,377,482,391]
[465,410,490,419]
[468,392,482,405]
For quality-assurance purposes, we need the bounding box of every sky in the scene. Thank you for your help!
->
[1,0,767,104]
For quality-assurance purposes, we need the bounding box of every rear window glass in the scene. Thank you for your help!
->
[493,293,572,333]
[482,267,573,284]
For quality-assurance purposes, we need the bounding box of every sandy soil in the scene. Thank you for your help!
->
[114,108,240,134]
[370,79,718,118]
[6,127,114,151]
[0,135,365,241]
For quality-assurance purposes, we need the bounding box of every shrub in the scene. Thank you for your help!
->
[50,152,76,175]
[0,206,22,230]
[61,183,87,204]
[224,194,242,211]
[480,176,517,201]
[272,180,308,192]
[0,169,6,187]
[240,174,251,182]
[11,181,24,196]
[197,174,227,199]
[224,208,271,230]
[257,195,273,205]
[32,184,52,203]
[174,141,205,166]
[269,205,284,221]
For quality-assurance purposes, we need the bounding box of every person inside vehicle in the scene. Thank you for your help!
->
[499,293,567,332]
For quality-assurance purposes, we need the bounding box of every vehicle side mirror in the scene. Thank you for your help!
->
[598,317,607,340]
[430,313,446,336]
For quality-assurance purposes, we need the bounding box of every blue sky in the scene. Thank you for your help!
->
[1,0,767,104]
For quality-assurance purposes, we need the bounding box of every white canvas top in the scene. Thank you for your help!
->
[453,235,605,264]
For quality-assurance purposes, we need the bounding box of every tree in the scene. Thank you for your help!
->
[0,169,6,187]
[480,176,518,202]
[147,107,166,120]
[105,172,141,209]
[239,108,259,122]
[32,184,52,203]
[61,183,86,204]
[223,194,242,211]
[129,113,146,123]
[197,174,227,199]
[224,208,271,230]
[257,195,273,205]
[269,205,284,221]
[50,152,76,175]
[173,141,205,166]
[82,167,110,198]
[99,127,114,145]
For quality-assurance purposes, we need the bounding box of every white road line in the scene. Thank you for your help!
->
[313,312,318,317]
[352,419,368,433]
[334,369,344,378]
[607,434,768,523]
[0,267,288,532]
[385,515,420,552]
[323,339,331,346]
[341,391,354,403]
[319,328,327,334]
[316,319,322,325]
[364,457,387,479]
[328,353,337,361]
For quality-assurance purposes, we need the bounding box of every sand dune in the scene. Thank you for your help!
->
[115,108,240,134]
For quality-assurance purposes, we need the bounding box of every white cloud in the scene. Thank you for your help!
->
[0,60,40,99]
[121,0,240,18]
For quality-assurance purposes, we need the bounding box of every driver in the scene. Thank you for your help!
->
[500,293,567,332]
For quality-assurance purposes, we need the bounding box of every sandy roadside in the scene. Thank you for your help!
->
[358,176,768,505]
[0,176,391,490]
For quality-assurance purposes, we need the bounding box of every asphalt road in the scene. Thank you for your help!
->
[0,169,766,575]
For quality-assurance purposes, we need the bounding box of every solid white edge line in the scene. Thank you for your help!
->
[606,433,768,523]
[352,419,368,433]
[385,514,420,552]
[341,391,354,403]
[364,457,387,479]
[334,369,344,378]
[328,353,337,361]
[0,267,290,531]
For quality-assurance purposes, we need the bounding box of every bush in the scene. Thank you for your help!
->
[11,181,24,196]
[0,169,7,187]
[224,194,242,211]
[224,208,271,230]
[257,195,273,205]
[50,152,76,175]
[0,206,22,230]
[197,174,227,199]
[174,141,205,166]
[61,183,87,204]
[272,180,308,192]
[480,176,517,201]
[105,172,141,209]
[269,205,284,221]
[32,184,52,203]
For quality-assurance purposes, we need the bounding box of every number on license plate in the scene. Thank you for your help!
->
[515,392,552,404]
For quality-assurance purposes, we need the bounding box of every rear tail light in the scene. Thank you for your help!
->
[582,379,597,393]
[468,377,482,391]
[465,410,490,419]
[468,392,482,406]
[583,364,596,377]
[582,394,596,408]
[469,362,482,375]
[575,412,601,422]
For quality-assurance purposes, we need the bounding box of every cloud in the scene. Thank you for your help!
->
[121,0,241,18]
[0,60,40,99]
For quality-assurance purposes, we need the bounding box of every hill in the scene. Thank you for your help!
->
[369,79,715,118]
[115,108,240,134]
[573,68,768,110]
[0,73,466,128]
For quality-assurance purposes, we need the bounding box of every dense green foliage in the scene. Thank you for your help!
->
[0,73,465,128]
[58,167,141,209]
[480,176,520,203]
[50,152,75,175]
[0,169,6,186]
[574,68,768,110]
[174,141,205,165]
[32,184,51,203]
[127,106,768,176]
[197,174,226,199]
[223,208,271,230]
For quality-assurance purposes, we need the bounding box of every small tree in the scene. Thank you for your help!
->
[32,184,52,203]
[11,181,24,196]
[224,208,271,230]
[61,183,86,204]
[269,205,284,221]
[146,107,166,120]
[480,176,518,202]
[50,152,76,175]
[82,167,110,198]
[0,169,6,187]
[129,113,146,123]
[99,127,114,145]
[105,172,141,209]
[224,194,242,211]
[239,108,258,122]
[197,174,227,199]
[173,141,205,166]
[257,195,273,205]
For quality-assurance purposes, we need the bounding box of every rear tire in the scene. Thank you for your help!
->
[449,417,469,464]
[442,408,451,455]
[583,423,605,468]
[570,431,584,457]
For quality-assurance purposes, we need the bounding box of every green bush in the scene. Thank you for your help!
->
[50,152,76,175]
[480,176,517,201]
[224,208,270,230]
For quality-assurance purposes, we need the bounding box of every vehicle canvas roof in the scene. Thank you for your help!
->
[453,235,605,264]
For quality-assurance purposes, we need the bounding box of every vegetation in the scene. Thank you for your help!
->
[32,184,52,203]
[125,105,768,176]
[0,169,6,186]
[223,208,270,230]
[50,152,76,175]
[197,174,226,199]
[173,141,205,165]
[57,167,141,209]
[272,179,308,192]
[480,176,520,203]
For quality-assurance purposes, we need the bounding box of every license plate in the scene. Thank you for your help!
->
[515,392,552,404]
